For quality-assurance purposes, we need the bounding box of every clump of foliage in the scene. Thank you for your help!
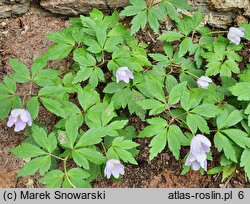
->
[1,0,250,187]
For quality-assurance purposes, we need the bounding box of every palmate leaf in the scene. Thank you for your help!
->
[186,113,210,134]
[149,129,167,160]
[77,85,100,112]
[137,99,166,115]
[214,131,238,163]
[230,82,250,101]
[216,110,243,130]
[45,43,74,60]
[158,31,184,42]
[39,170,64,188]
[31,125,57,153]
[10,143,47,159]
[26,96,39,120]
[9,58,30,83]
[46,30,75,46]
[240,148,250,179]
[65,168,91,188]
[17,155,52,177]
[108,137,139,164]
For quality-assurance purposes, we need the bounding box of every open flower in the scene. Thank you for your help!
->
[197,76,212,89]
[227,27,244,45]
[116,67,134,83]
[185,134,211,171]
[7,109,32,132]
[104,159,124,179]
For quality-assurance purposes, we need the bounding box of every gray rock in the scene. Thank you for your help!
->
[40,0,108,16]
[0,0,30,18]
[107,0,129,8]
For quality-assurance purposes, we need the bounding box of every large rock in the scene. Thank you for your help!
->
[40,0,108,16]
[193,0,249,28]
[107,0,129,8]
[0,0,30,18]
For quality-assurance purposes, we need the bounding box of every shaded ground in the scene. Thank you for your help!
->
[0,3,249,188]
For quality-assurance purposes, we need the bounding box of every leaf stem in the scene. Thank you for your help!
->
[101,142,109,159]
[208,31,228,35]
[63,156,76,188]
[50,154,65,161]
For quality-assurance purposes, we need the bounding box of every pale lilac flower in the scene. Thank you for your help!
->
[185,153,208,171]
[197,76,212,89]
[7,109,32,132]
[185,134,211,171]
[190,134,211,155]
[104,159,125,179]
[116,67,134,83]
[227,27,244,45]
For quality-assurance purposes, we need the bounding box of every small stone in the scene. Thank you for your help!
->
[1,22,7,27]
[235,15,248,26]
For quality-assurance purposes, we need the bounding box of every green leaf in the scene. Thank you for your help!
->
[73,49,96,67]
[114,147,137,164]
[46,44,74,60]
[39,170,64,188]
[31,56,48,78]
[167,125,181,160]
[207,166,223,175]
[73,69,93,84]
[149,129,167,160]
[32,125,49,151]
[222,129,250,149]
[33,69,60,86]
[3,76,16,94]
[217,110,243,129]
[75,128,107,148]
[222,165,236,182]
[186,113,210,134]
[65,116,78,149]
[145,77,165,102]
[214,132,237,162]
[168,82,187,105]
[46,30,75,46]
[0,96,12,119]
[38,86,69,97]
[165,75,178,93]
[138,118,167,138]
[230,82,250,101]
[137,99,166,115]
[10,143,47,159]
[17,155,51,177]
[178,37,191,57]
[78,85,100,112]
[191,104,220,118]
[158,31,183,42]
[148,7,160,33]
[113,137,139,150]
[130,10,147,35]
[96,26,107,48]
[67,168,91,188]
[76,148,106,165]
[164,3,179,22]
[108,120,128,130]
[72,149,90,169]
[9,58,30,83]
[40,97,65,118]
[167,0,191,10]
[240,148,250,179]
[120,0,146,17]
[26,97,39,120]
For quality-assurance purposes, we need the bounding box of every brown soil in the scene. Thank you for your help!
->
[0,3,249,188]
